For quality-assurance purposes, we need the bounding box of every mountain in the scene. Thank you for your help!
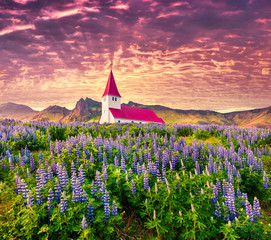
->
[1,100,271,128]
[224,106,271,129]
[30,105,71,122]
[0,102,38,121]
[63,98,101,122]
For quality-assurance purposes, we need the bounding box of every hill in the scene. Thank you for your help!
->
[0,102,37,121]
[30,105,71,122]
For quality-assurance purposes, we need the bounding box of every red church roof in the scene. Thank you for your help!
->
[102,70,121,97]
[109,106,165,124]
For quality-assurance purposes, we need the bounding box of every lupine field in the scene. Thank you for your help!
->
[0,120,271,239]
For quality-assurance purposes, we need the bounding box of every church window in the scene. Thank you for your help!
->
[118,120,120,123]
[115,97,117,101]
[112,97,114,101]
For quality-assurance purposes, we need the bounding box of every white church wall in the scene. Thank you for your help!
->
[107,95,121,109]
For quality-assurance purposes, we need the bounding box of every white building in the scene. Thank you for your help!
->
[99,70,164,124]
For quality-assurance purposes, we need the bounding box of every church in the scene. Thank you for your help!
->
[99,70,165,124]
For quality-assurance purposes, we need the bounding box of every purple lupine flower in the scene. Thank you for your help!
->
[211,184,218,204]
[242,193,248,208]
[26,190,34,208]
[225,186,238,220]
[51,160,56,174]
[19,154,24,166]
[71,172,77,190]
[54,178,62,203]
[48,188,54,220]
[87,204,94,222]
[60,191,67,214]
[121,156,126,172]
[95,171,102,188]
[143,171,149,191]
[103,189,110,222]
[137,163,142,176]
[78,165,86,186]
[114,154,119,168]
[36,185,43,206]
[214,202,221,218]
[102,164,108,181]
[131,180,137,195]
[111,200,117,216]
[258,160,263,173]
[90,153,94,164]
[81,189,88,202]
[20,179,29,200]
[60,167,69,190]
[45,159,49,169]
[236,187,242,198]
[139,149,143,165]
[263,172,269,189]
[195,161,200,175]
[91,180,97,196]
[71,160,76,175]
[82,215,88,230]
[222,179,228,196]
[9,157,15,170]
[103,152,107,167]
[98,147,102,162]
[253,197,260,220]
[245,200,254,222]
[132,153,137,172]
[47,166,54,181]
[128,168,133,180]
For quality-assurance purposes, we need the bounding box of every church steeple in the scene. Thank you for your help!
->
[102,70,121,97]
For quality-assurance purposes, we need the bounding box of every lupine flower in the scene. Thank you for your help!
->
[87,204,94,222]
[47,166,54,181]
[245,200,254,222]
[95,171,102,188]
[225,186,238,220]
[103,189,110,222]
[71,161,76,175]
[111,200,117,216]
[78,165,86,186]
[26,190,34,208]
[214,201,221,218]
[54,178,62,203]
[143,171,149,191]
[91,180,97,196]
[60,191,67,214]
[131,180,137,195]
[48,188,54,221]
[121,156,126,172]
[102,165,108,181]
[36,185,43,206]
[82,215,88,230]
[9,157,15,170]
[191,203,195,212]
[81,189,88,202]
[114,155,119,168]
[73,179,82,202]
[263,172,269,189]
[253,197,260,220]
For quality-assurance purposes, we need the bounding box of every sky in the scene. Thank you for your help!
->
[0,0,271,113]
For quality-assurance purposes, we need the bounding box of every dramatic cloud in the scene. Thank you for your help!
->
[0,0,271,112]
